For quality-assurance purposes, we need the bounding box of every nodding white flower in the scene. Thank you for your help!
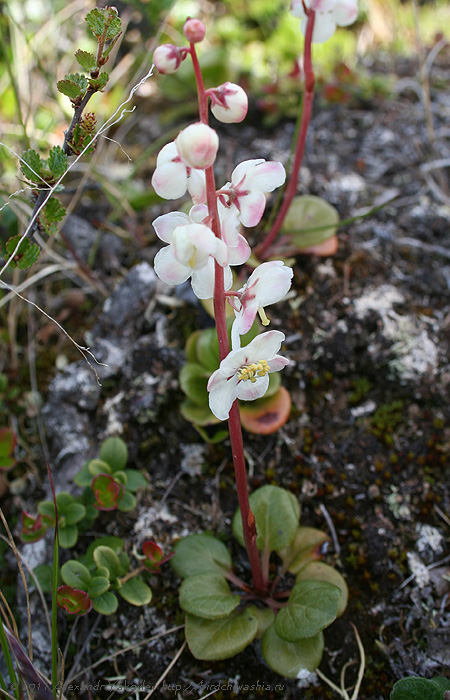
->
[208,82,248,124]
[207,331,289,421]
[153,44,184,74]
[183,18,206,43]
[151,142,206,203]
[291,0,358,43]
[218,159,286,228]
[230,261,293,347]
[175,122,219,170]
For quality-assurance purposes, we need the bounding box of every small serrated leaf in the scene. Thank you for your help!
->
[47,146,68,180]
[5,236,40,269]
[85,8,105,38]
[88,72,109,91]
[41,198,66,236]
[75,49,97,72]
[57,73,88,100]
[20,149,43,183]
[105,14,121,41]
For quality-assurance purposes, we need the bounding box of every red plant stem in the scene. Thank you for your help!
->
[255,10,316,259]
[189,42,265,594]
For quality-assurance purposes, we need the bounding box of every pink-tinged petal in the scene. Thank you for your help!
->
[333,0,358,26]
[187,169,207,204]
[310,12,337,42]
[239,190,267,228]
[152,212,190,243]
[267,355,290,372]
[235,374,269,401]
[176,123,219,169]
[156,141,179,166]
[154,246,190,286]
[152,161,188,199]
[189,204,209,223]
[244,161,286,193]
[244,330,286,361]
[191,261,215,299]
[231,159,265,186]
[251,261,293,306]
[223,265,233,291]
[219,203,241,247]
[208,374,240,421]
[291,0,306,17]
[238,297,260,335]
[228,234,251,265]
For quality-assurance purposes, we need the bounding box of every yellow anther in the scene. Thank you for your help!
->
[258,306,270,326]
[237,359,270,382]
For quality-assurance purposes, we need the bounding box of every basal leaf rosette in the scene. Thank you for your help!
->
[37,492,86,548]
[142,540,173,573]
[57,586,92,616]
[92,473,125,511]
[20,511,51,543]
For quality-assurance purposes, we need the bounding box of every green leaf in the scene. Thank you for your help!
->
[61,560,91,590]
[93,546,121,579]
[55,492,74,509]
[119,578,152,606]
[117,491,136,512]
[75,49,97,72]
[180,399,221,428]
[281,195,339,251]
[123,469,147,492]
[47,146,67,180]
[185,609,258,661]
[92,591,118,615]
[74,463,93,487]
[390,678,449,700]
[261,624,324,678]
[41,197,65,236]
[179,363,210,407]
[58,525,78,549]
[88,576,110,598]
[246,605,275,640]
[196,327,220,372]
[171,534,232,579]
[85,8,105,37]
[233,485,300,552]
[88,72,109,91]
[105,9,122,40]
[275,580,340,642]
[118,552,130,576]
[38,501,55,520]
[85,536,124,566]
[296,562,348,617]
[32,564,53,594]
[4,236,40,270]
[180,573,240,620]
[99,437,128,471]
[64,503,86,525]
[57,73,88,100]
[278,526,330,575]
[20,149,43,182]
[88,458,112,476]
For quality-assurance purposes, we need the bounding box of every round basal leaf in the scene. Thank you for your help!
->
[57,586,92,616]
[99,436,128,471]
[278,527,330,575]
[185,330,202,363]
[112,470,127,485]
[61,560,91,590]
[181,399,221,427]
[261,624,324,678]
[59,525,78,549]
[180,573,240,620]
[179,363,210,407]
[246,605,275,640]
[390,678,447,700]
[92,591,118,615]
[55,492,74,509]
[232,485,300,552]
[123,469,147,492]
[88,458,112,476]
[281,195,339,251]
[95,566,110,580]
[74,463,93,487]
[37,501,55,520]
[32,564,53,594]
[185,609,259,661]
[193,425,230,444]
[296,562,348,617]
[117,491,136,512]
[171,534,232,579]
[85,536,124,566]
[239,386,291,435]
[118,552,130,576]
[275,580,340,642]
[64,502,86,525]
[196,327,220,372]
[87,576,110,598]
[119,578,152,606]
[93,546,121,580]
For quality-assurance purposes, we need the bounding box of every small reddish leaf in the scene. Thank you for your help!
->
[298,235,338,256]
[20,511,48,543]
[240,387,292,435]
[57,586,92,615]
[92,473,124,511]
[142,540,173,572]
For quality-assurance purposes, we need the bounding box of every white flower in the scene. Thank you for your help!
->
[207,331,289,420]
[151,142,206,203]
[218,159,286,228]
[208,82,248,124]
[175,122,219,170]
[153,44,184,74]
[231,261,293,347]
[291,0,358,43]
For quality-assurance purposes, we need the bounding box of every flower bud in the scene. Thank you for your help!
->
[175,123,219,169]
[183,18,206,43]
[209,82,248,124]
[153,44,183,74]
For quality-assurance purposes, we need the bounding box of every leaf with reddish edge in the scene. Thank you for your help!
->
[239,386,291,435]
[57,586,92,615]
[20,511,50,543]
[0,427,16,469]
[142,540,173,572]
[92,473,124,511]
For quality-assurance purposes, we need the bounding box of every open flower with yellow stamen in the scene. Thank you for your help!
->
[207,331,289,421]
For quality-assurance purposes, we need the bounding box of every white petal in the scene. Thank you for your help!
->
[191,261,215,299]
[208,374,239,420]
[267,356,290,372]
[231,159,265,186]
[311,12,337,42]
[228,234,251,265]
[152,161,188,199]
[189,204,209,223]
[244,161,286,193]
[239,190,267,228]
[236,297,259,335]
[153,212,190,243]
[244,330,285,361]
[333,0,358,26]
[154,246,190,286]
[236,374,269,401]
[156,141,179,166]
[251,261,293,306]
[187,169,207,204]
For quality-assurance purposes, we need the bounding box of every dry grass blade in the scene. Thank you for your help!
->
[142,640,187,700]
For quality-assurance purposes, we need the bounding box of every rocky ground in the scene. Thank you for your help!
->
[5,48,450,699]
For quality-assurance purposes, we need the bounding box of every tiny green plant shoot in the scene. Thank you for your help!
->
[150,2,358,678]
